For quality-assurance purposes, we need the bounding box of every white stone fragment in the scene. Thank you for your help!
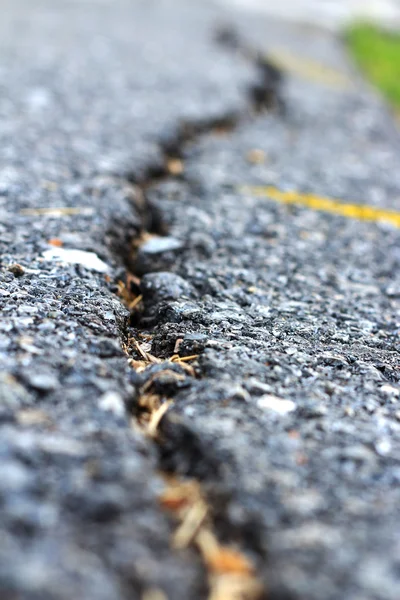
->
[257,394,296,415]
[38,435,85,456]
[375,439,392,457]
[42,247,110,273]
[99,391,125,417]
[381,385,399,398]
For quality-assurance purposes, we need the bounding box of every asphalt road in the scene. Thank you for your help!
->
[1,1,400,599]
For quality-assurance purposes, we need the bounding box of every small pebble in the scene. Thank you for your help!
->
[257,395,296,415]
[8,263,25,277]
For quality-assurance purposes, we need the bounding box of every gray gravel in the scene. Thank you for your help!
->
[1,1,400,599]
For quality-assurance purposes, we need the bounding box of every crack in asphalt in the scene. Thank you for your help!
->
[111,30,285,600]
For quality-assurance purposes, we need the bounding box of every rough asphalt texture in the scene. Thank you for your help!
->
[1,1,400,599]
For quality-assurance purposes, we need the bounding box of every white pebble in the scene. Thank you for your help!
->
[42,247,110,273]
[257,394,296,415]
[99,391,125,417]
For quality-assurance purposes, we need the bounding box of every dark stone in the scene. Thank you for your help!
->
[135,237,184,275]
[141,272,195,304]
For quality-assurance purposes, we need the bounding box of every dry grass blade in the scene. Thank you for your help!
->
[205,547,255,576]
[116,278,143,309]
[148,353,162,364]
[158,478,265,600]
[160,477,201,501]
[135,340,150,360]
[128,294,143,311]
[159,486,194,512]
[209,574,265,600]
[147,401,173,437]
[137,393,161,412]
[128,359,151,373]
[130,338,162,364]
[177,362,196,376]
[170,354,199,363]
[173,501,208,549]
[117,280,134,306]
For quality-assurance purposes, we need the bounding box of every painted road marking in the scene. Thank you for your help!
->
[240,185,400,228]
[267,48,352,89]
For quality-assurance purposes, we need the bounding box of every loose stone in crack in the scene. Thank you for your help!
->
[135,272,197,328]
[135,236,184,275]
[141,272,196,304]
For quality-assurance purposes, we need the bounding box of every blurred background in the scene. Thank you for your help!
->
[220,0,400,29]
[218,0,400,112]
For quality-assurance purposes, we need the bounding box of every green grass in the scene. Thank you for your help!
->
[345,23,400,110]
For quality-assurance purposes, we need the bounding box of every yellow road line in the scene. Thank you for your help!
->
[267,48,352,89]
[20,206,94,217]
[240,185,400,228]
